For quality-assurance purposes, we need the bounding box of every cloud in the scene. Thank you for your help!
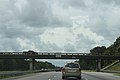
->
[96,0,120,5]
[15,0,50,27]
[64,43,76,52]
[14,0,71,27]
[59,0,86,9]
[17,37,62,52]
[0,37,21,51]
[0,0,120,53]
[40,16,111,52]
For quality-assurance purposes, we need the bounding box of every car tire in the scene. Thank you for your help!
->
[78,76,81,80]
[62,76,65,79]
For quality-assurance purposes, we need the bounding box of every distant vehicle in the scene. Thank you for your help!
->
[22,50,38,55]
[62,62,81,79]
[55,67,61,72]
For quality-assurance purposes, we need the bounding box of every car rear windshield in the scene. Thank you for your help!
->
[65,63,79,68]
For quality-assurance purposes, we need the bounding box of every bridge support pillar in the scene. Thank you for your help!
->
[29,58,35,70]
[96,59,102,72]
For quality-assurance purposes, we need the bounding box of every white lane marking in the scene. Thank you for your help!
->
[48,76,56,80]
[84,78,88,80]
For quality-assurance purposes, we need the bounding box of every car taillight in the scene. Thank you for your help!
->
[75,68,81,72]
[79,68,81,73]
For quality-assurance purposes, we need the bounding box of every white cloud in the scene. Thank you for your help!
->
[40,16,110,52]
[40,27,73,48]
[16,38,37,51]
[14,0,28,14]
[0,0,120,52]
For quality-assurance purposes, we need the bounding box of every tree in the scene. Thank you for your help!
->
[36,61,55,70]
[0,59,29,71]
[90,46,106,55]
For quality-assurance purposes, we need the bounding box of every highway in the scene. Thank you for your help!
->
[3,71,120,80]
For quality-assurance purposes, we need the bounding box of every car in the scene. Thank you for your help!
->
[62,62,81,79]
[55,67,61,72]
[22,50,38,55]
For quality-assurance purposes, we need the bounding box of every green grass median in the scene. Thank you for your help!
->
[82,70,95,72]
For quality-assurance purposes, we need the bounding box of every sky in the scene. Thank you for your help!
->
[0,0,120,66]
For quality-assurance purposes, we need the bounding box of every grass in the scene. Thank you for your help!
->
[113,73,120,76]
[82,70,95,72]
[106,62,120,71]
[117,73,120,76]
[0,71,32,79]
[0,76,10,79]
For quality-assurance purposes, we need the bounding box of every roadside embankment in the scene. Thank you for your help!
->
[101,60,120,73]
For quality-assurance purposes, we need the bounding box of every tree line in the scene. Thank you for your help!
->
[79,36,120,70]
[0,59,55,71]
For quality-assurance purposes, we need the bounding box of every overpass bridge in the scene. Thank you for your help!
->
[0,51,120,72]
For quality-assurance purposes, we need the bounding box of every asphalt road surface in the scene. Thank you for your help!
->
[3,71,120,80]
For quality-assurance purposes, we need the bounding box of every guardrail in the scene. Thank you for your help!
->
[0,51,90,55]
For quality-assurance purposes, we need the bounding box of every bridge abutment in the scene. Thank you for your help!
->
[29,58,35,70]
[96,59,102,72]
